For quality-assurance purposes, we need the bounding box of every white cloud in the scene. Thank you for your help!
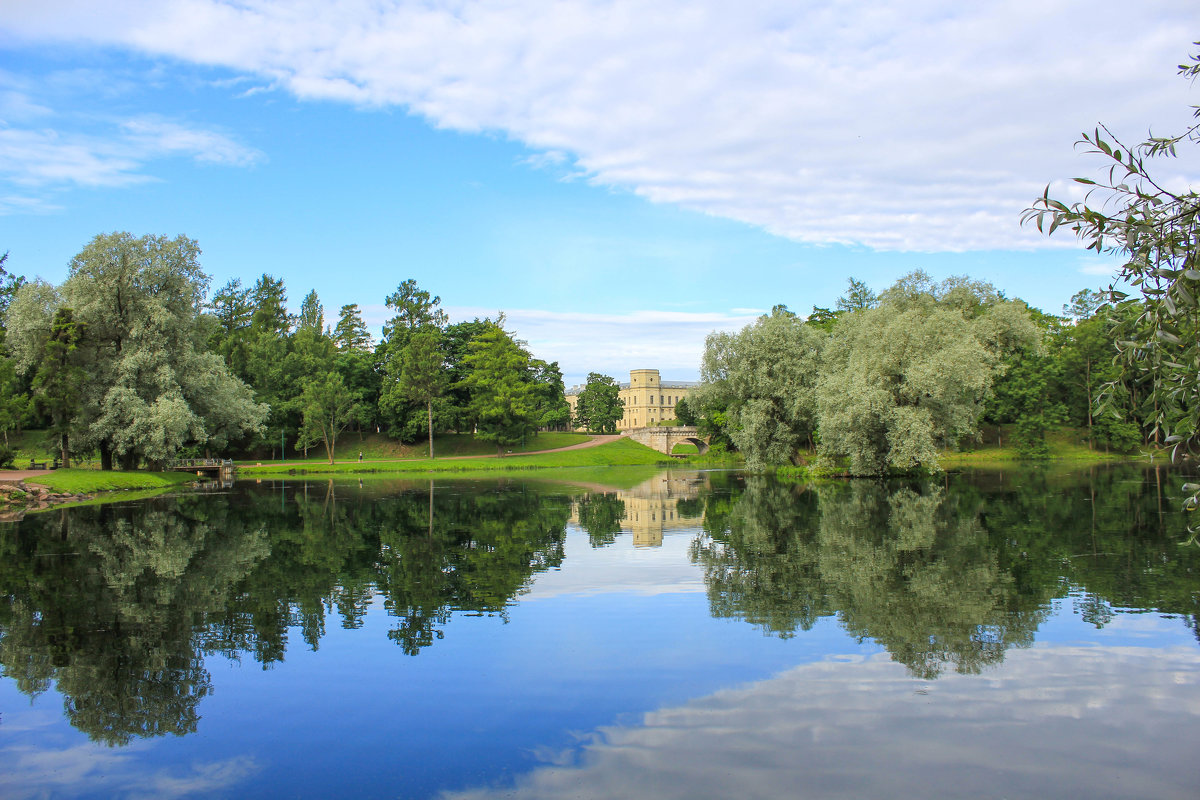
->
[0,115,261,193]
[4,0,1196,251]
[1078,254,1125,278]
[446,306,759,386]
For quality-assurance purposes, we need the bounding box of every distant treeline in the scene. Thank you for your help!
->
[0,233,569,468]
[0,236,1153,473]
[682,273,1148,473]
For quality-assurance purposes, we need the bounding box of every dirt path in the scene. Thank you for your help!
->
[0,469,54,486]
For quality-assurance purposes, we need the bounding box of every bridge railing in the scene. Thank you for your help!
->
[168,458,234,470]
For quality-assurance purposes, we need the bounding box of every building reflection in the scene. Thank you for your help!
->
[572,472,707,547]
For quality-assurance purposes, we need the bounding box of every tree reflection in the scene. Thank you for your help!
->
[576,493,626,548]
[690,466,1200,679]
[0,478,571,743]
[0,499,270,744]
[374,481,569,654]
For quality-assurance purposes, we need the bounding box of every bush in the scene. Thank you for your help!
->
[0,445,14,469]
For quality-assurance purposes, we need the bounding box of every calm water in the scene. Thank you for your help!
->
[1,465,1198,799]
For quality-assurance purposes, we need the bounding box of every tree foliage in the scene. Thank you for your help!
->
[297,373,360,464]
[816,272,1037,474]
[6,232,268,468]
[698,306,825,469]
[1023,43,1200,526]
[573,372,625,433]
[458,323,540,454]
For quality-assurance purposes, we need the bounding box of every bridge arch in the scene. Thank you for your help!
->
[624,427,709,456]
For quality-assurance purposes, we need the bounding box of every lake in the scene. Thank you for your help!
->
[1,464,1198,799]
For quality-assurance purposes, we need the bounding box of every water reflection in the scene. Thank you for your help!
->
[571,472,706,547]
[445,641,1200,800]
[0,499,270,745]
[689,466,1200,678]
[1,464,1197,755]
[0,480,570,744]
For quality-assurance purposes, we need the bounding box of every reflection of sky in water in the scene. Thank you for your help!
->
[524,525,707,599]
[445,642,1200,800]
[2,522,1198,799]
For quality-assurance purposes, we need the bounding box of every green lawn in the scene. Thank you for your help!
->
[22,469,197,494]
[240,431,592,465]
[243,437,676,477]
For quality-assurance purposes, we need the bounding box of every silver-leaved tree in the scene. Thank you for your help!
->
[5,232,268,469]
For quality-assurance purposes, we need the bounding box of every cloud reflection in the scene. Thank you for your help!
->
[446,644,1200,799]
[0,745,258,800]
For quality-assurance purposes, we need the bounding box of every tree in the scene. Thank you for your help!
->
[378,279,448,438]
[31,308,86,467]
[296,289,325,335]
[573,373,625,433]
[816,272,1037,474]
[297,373,359,464]
[333,303,373,351]
[1063,288,1106,321]
[0,250,25,344]
[5,233,268,469]
[1023,46,1200,473]
[805,306,839,331]
[529,359,571,431]
[458,323,539,454]
[0,251,30,447]
[249,274,290,337]
[397,329,445,458]
[835,277,878,313]
[205,278,254,379]
[697,306,826,468]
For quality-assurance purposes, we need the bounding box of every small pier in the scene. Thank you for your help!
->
[169,458,236,481]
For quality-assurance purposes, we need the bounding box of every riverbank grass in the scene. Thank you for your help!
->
[24,469,197,493]
[242,437,677,477]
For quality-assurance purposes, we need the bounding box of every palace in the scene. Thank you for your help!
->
[565,369,699,431]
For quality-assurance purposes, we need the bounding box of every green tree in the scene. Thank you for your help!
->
[31,307,86,467]
[0,251,26,342]
[835,277,878,313]
[397,328,446,458]
[458,323,539,454]
[333,303,373,351]
[377,279,448,438]
[5,233,268,469]
[817,272,1037,474]
[0,251,30,446]
[529,359,571,431]
[296,289,325,335]
[573,372,625,433]
[249,274,290,337]
[697,306,826,468]
[205,278,254,379]
[297,373,360,464]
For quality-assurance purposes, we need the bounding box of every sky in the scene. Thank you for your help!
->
[1,1,1197,388]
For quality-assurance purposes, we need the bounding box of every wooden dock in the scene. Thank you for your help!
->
[168,458,236,479]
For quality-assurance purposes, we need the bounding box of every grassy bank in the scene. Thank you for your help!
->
[241,431,592,464]
[243,437,678,477]
[24,469,198,493]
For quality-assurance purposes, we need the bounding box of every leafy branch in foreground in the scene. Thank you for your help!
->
[1023,44,1200,536]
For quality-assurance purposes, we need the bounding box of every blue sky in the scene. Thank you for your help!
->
[1,2,1196,386]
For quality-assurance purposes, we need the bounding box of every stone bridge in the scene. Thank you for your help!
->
[623,426,709,455]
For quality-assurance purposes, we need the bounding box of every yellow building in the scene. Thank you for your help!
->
[565,369,698,431]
